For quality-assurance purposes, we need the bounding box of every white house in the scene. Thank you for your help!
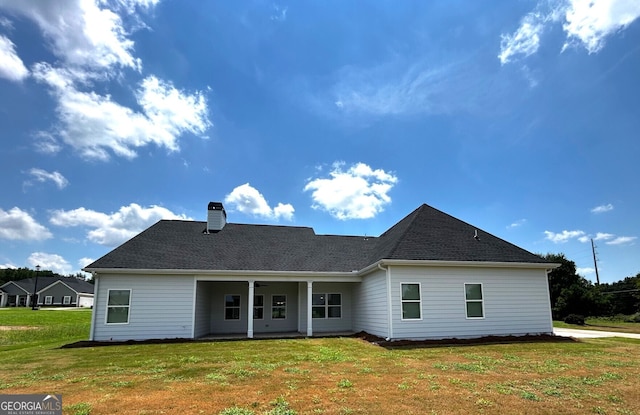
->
[84,202,558,342]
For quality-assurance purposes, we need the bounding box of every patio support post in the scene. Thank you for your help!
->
[307,281,313,337]
[247,281,254,339]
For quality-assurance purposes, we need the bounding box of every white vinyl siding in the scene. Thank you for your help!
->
[352,269,388,338]
[390,266,553,340]
[93,274,195,341]
[194,280,213,338]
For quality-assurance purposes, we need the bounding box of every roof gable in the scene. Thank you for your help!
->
[38,279,94,295]
[371,204,546,264]
[0,277,93,295]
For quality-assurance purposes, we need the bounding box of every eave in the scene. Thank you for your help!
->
[83,267,363,282]
[84,259,560,281]
[358,259,561,276]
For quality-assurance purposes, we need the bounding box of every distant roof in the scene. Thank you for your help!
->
[86,204,548,273]
[0,276,94,294]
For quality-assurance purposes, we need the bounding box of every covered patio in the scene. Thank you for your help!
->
[193,276,359,339]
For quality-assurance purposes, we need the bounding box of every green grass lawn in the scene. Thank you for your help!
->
[2,308,640,415]
[554,317,640,334]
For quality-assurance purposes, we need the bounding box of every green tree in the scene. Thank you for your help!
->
[542,253,608,319]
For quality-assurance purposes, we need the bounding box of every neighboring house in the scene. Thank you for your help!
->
[0,276,94,308]
[84,202,559,342]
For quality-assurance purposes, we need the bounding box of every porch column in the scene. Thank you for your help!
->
[307,281,313,337]
[247,281,254,339]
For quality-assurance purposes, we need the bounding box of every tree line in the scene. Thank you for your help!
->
[0,267,93,285]
[543,253,640,321]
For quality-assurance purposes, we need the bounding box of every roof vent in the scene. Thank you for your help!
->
[207,202,226,232]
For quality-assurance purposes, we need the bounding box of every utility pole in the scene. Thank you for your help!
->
[591,239,600,285]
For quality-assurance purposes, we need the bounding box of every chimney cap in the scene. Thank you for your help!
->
[208,202,225,211]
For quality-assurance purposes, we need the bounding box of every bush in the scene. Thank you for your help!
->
[564,314,585,325]
[625,312,640,323]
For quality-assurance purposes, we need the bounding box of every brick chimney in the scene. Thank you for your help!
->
[207,202,226,232]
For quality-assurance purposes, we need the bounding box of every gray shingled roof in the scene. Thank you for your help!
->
[86,204,548,272]
[1,276,94,294]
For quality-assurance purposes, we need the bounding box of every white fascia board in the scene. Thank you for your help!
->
[358,259,561,275]
[83,268,362,282]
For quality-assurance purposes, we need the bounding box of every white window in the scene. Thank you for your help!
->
[253,295,264,319]
[224,294,241,320]
[106,289,131,324]
[465,283,484,319]
[44,296,53,305]
[312,293,342,319]
[272,295,286,319]
[63,296,71,305]
[401,283,421,320]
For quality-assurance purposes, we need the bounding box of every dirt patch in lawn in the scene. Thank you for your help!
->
[0,326,36,331]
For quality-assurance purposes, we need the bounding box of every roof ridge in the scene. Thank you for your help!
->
[378,204,426,259]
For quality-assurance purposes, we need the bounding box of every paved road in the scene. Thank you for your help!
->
[554,328,640,339]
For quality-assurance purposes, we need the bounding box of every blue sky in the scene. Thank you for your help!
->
[0,0,638,283]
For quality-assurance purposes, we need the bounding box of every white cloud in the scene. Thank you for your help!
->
[606,236,637,245]
[24,168,69,189]
[545,229,637,246]
[544,229,586,243]
[507,219,527,229]
[0,207,52,241]
[1,1,211,160]
[591,203,614,213]
[498,14,544,64]
[270,5,287,22]
[32,64,210,160]
[27,252,72,275]
[330,61,457,116]
[78,257,95,269]
[304,162,398,220]
[577,267,595,276]
[0,34,29,81]
[0,263,18,269]
[50,203,190,246]
[563,0,640,53]
[594,232,615,240]
[500,0,640,64]
[224,183,295,221]
[0,0,145,72]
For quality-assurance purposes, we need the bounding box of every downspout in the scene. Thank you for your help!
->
[89,273,99,341]
[378,263,393,340]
